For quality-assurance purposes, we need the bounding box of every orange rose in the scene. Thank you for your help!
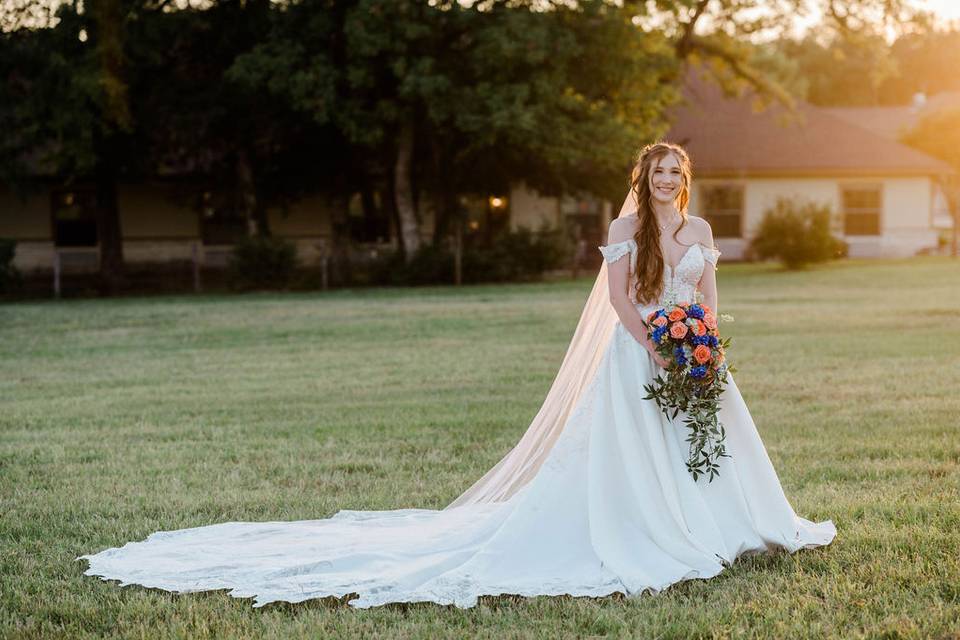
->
[667,308,686,322]
[646,310,659,322]
[691,319,706,336]
[703,312,717,331]
[652,316,668,327]
[700,303,713,314]
[693,344,712,364]
[669,321,688,339]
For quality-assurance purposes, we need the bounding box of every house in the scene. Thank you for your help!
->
[2,68,955,275]
[510,69,956,260]
[823,91,960,232]
[1,182,342,274]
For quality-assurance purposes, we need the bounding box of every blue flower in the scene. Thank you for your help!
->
[687,304,704,320]
[692,335,710,347]
[673,346,687,366]
[689,365,707,379]
[708,335,719,347]
[652,326,667,343]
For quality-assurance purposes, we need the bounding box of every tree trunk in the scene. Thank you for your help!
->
[394,119,421,261]
[454,213,463,286]
[92,128,125,295]
[237,148,269,237]
[329,192,351,286]
[89,0,130,295]
[382,181,403,258]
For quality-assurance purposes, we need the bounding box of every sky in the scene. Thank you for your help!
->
[4,0,960,33]
[791,0,960,36]
[924,0,960,21]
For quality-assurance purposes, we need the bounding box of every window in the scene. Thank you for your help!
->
[700,185,743,238]
[842,186,881,236]
[198,191,247,245]
[347,191,391,244]
[51,188,97,247]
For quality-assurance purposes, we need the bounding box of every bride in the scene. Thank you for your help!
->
[76,141,836,609]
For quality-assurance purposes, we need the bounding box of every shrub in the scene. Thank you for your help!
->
[749,198,848,269]
[227,235,299,290]
[463,223,573,283]
[0,238,22,294]
[367,223,573,286]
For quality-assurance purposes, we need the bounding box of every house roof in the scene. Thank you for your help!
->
[664,67,955,178]
[823,91,960,142]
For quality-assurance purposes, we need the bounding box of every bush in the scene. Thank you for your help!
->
[227,235,299,290]
[0,238,22,294]
[749,198,847,269]
[368,223,574,286]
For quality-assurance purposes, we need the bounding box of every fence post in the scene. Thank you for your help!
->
[320,246,329,291]
[53,249,61,299]
[192,241,202,293]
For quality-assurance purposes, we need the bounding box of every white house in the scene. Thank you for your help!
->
[510,69,955,260]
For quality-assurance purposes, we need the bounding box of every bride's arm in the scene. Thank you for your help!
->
[695,218,719,313]
[604,219,667,364]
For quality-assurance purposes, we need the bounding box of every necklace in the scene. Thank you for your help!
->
[657,214,681,231]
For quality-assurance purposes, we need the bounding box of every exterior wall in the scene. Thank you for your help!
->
[268,196,335,267]
[1,188,55,273]
[691,175,938,259]
[508,182,559,231]
[2,173,942,273]
[269,196,334,238]
[0,190,50,240]
[0,183,335,272]
[120,183,198,238]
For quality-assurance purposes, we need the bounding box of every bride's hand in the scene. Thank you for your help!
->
[637,335,671,369]
[649,349,671,369]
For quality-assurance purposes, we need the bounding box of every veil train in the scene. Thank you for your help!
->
[447,189,637,508]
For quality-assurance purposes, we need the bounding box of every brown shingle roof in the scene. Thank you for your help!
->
[824,91,960,141]
[664,67,954,178]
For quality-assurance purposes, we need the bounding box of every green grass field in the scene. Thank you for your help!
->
[2,257,959,639]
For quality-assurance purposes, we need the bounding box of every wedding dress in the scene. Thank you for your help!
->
[76,200,836,609]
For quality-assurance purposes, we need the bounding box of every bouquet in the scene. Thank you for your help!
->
[642,302,735,482]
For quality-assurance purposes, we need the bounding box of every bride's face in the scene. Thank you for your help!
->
[648,152,682,205]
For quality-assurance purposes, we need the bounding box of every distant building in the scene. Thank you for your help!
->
[510,69,956,260]
[1,68,955,274]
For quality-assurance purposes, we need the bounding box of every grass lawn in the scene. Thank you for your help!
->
[2,256,959,639]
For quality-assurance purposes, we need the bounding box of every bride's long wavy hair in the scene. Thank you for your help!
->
[629,141,693,304]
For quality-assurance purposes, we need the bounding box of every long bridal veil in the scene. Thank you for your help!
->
[447,189,638,508]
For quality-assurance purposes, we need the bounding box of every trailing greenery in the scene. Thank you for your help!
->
[227,235,299,291]
[749,198,848,269]
[642,303,735,482]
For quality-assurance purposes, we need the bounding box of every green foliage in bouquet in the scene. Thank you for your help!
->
[641,303,736,482]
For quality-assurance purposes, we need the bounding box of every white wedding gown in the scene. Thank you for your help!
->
[76,239,836,609]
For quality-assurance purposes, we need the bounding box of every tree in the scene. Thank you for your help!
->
[901,109,960,257]
[134,0,322,239]
[232,0,681,263]
[0,0,137,293]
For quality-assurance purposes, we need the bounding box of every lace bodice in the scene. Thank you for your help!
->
[598,238,720,312]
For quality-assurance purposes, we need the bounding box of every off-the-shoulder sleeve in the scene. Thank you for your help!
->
[699,243,721,266]
[598,238,636,264]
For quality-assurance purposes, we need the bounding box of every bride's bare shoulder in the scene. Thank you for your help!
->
[606,216,640,244]
[687,215,715,246]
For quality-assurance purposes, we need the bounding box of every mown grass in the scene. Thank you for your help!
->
[2,257,959,639]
